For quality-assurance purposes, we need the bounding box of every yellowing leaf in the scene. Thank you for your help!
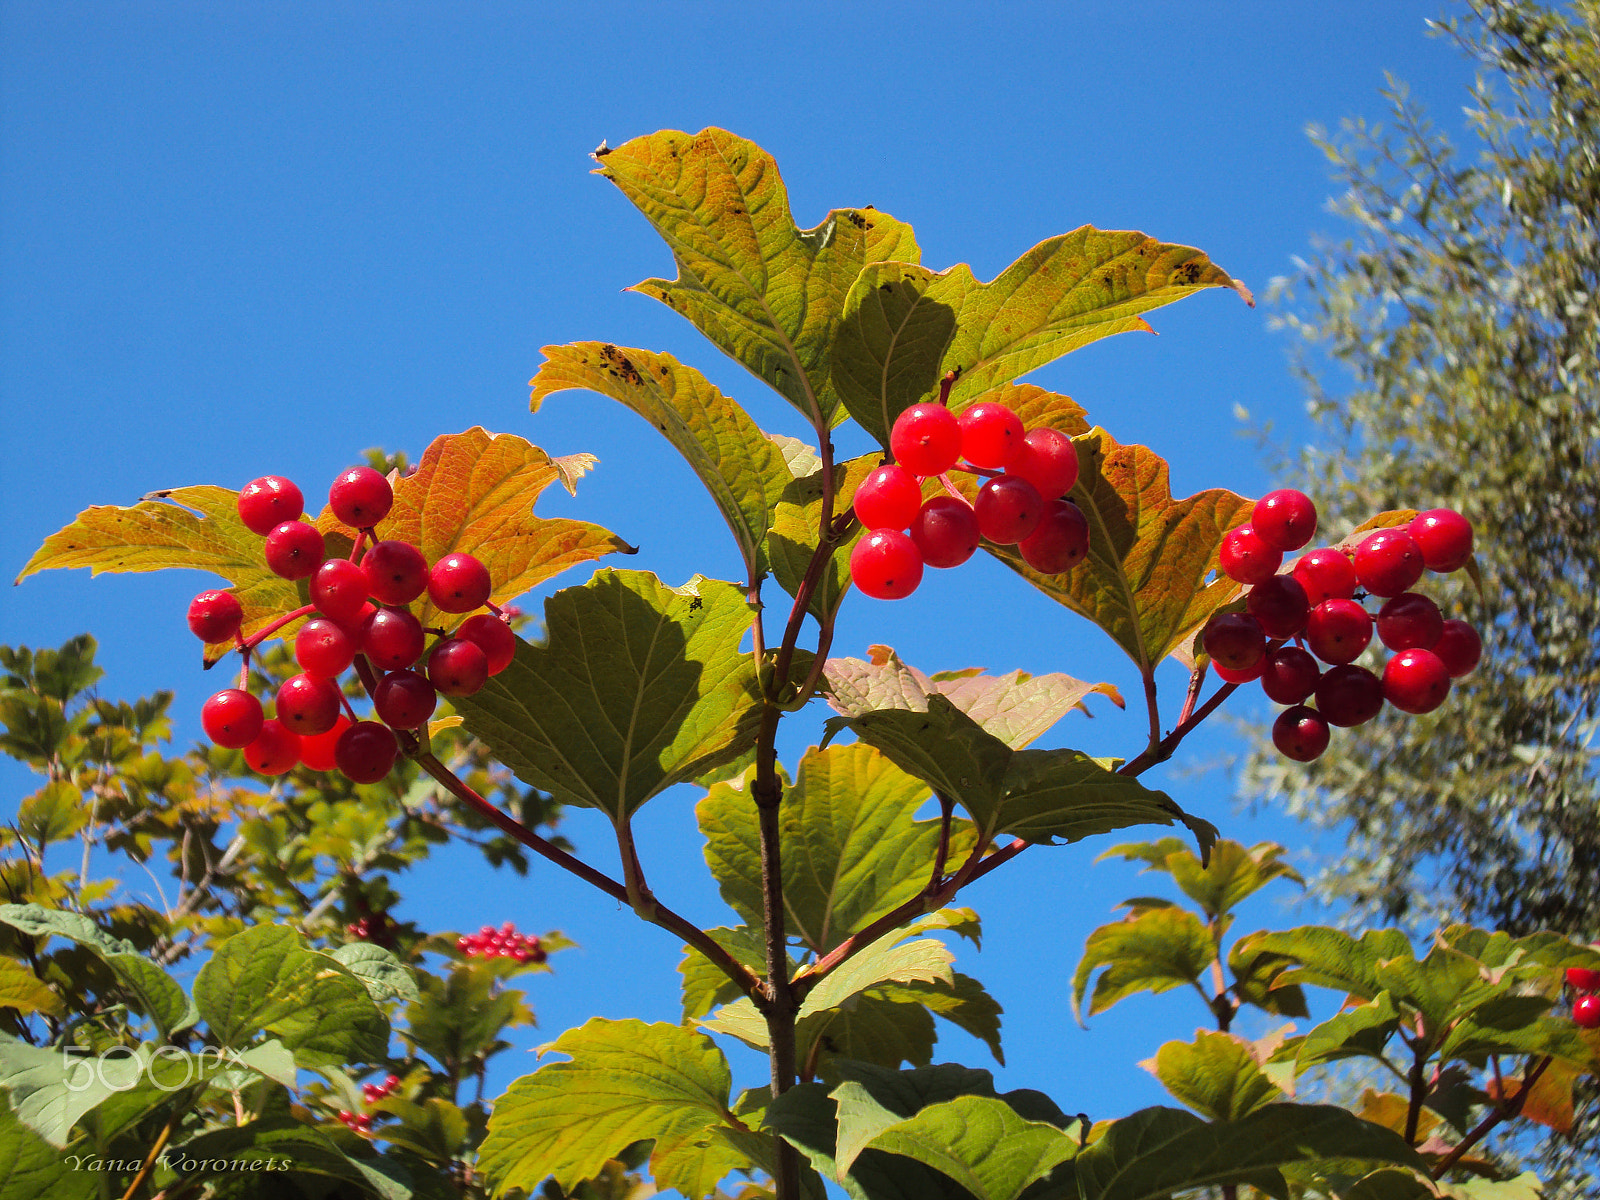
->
[451,571,762,821]
[531,343,791,581]
[1142,1031,1281,1121]
[767,453,879,623]
[1072,907,1216,1022]
[598,127,921,427]
[0,959,62,1020]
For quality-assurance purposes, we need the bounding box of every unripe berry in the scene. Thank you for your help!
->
[1382,648,1451,715]
[1260,646,1321,706]
[1353,529,1424,597]
[1005,428,1079,499]
[1201,612,1266,671]
[973,476,1043,544]
[1315,665,1384,727]
[1375,592,1443,652]
[373,669,438,729]
[428,638,489,697]
[311,558,371,624]
[1433,620,1483,678]
[237,476,303,536]
[1409,508,1473,572]
[329,466,395,529]
[188,590,244,643]
[889,403,962,476]
[362,540,429,606]
[909,497,981,568]
[1245,574,1311,638]
[456,613,517,675]
[957,402,1025,468]
[853,465,923,531]
[336,721,399,784]
[1305,599,1373,665]
[202,689,264,749]
[263,521,326,581]
[1218,526,1283,585]
[1252,489,1318,552]
[276,673,343,736]
[427,552,493,614]
[243,719,302,776]
[1292,547,1358,606]
[1017,500,1090,574]
[850,529,924,600]
[1272,706,1330,762]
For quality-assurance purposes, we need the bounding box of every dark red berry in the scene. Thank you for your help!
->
[1433,620,1483,678]
[362,540,429,606]
[311,558,371,624]
[188,590,244,643]
[909,496,981,568]
[428,639,489,697]
[295,617,357,678]
[1218,526,1283,585]
[373,669,439,729]
[1353,529,1425,597]
[1260,646,1321,706]
[1574,994,1600,1029]
[244,719,302,776]
[1315,665,1384,727]
[1005,428,1079,499]
[1017,499,1089,573]
[1202,612,1267,671]
[1409,509,1473,573]
[299,715,352,772]
[1305,599,1373,665]
[336,721,398,784]
[889,403,962,476]
[276,673,343,736]
[1382,648,1451,714]
[360,607,426,671]
[238,476,304,536]
[1273,706,1330,761]
[202,688,264,749]
[850,529,924,600]
[957,402,1025,468]
[853,465,924,532]
[1566,966,1600,992]
[1246,574,1311,638]
[329,466,394,529]
[1252,489,1318,552]
[1376,592,1443,651]
[263,521,326,581]
[457,613,516,675]
[1292,547,1358,606]
[973,476,1043,544]
[427,552,493,614]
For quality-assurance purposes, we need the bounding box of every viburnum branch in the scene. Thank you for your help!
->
[1119,680,1241,777]
[928,793,955,892]
[204,603,317,667]
[1140,668,1162,759]
[1404,1038,1430,1145]
[1176,660,1208,727]
[120,1109,179,1200]
[614,817,657,919]
[1431,1055,1553,1177]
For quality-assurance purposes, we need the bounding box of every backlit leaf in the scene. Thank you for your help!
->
[1098,839,1303,920]
[1293,992,1401,1071]
[768,453,879,624]
[598,127,921,427]
[1142,1030,1281,1121]
[16,782,86,845]
[1487,1058,1578,1133]
[0,961,60,1020]
[1072,906,1216,1022]
[451,571,762,821]
[678,925,769,1021]
[531,343,791,580]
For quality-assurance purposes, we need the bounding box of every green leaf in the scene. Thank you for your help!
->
[174,1118,413,1200]
[1340,1168,1439,1200]
[799,934,954,1020]
[0,1036,122,1147]
[1141,1031,1281,1121]
[331,943,421,1007]
[0,1103,94,1200]
[477,1018,766,1200]
[1072,907,1216,1022]
[0,960,62,1019]
[1231,927,1415,1004]
[1100,839,1303,920]
[193,925,388,1064]
[597,127,920,427]
[768,453,879,624]
[882,974,1004,1066]
[377,1096,472,1160]
[531,343,791,580]
[452,570,763,821]
[697,742,980,953]
[981,429,1253,672]
[1294,992,1401,1071]
[832,231,1249,447]
[16,782,86,845]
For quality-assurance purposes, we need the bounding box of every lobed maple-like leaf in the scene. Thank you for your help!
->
[597,127,920,428]
[1141,1031,1282,1122]
[1072,906,1216,1022]
[1098,837,1304,921]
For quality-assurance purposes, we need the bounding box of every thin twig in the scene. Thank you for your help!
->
[1431,1055,1553,1177]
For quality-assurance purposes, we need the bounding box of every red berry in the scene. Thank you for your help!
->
[276,673,343,736]
[1305,599,1373,665]
[909,496,981,568]
[1260,647,1321,706]
[1214,659,1264,684]
[973,476,1044,544]
[1315,665,1385,727]
[362,540,429,606]
[383,1074,400,1091]
[1409,509,1473,573]
[1005,428,1079,499]
[336,721,399,784]
[850,529,924,600]
[1433,620,1482,678]
[360,607,426,671]
[1218,526,1283,585]
[428,639,489,697]
[1566,967,1600,992]
[244,719,302,775]
[1292,547,1358,606]
[1246,574,1312,638]
[1382,648,1451,714]
[1201,612,1267,671]
[853,465,924,531]
[428,552,493,614]
[237,476,303,536]
[299,715,353,772]
[1252,489,1318,552]
[373,669,438,729]
[1376,592,1443,651]
[1574,994,1600,1029]
[1272,705,1331,761]
[1017,499,1090,573]
[311,558,371,624]
[889,403,962,476]
[957,403,1025,469]
[457,613,516,675]
[202,688,264,749]
[1353,529,1425,597]
[263,521,326,581]
[295,617,357,678]
[329,466,394,529]
[187,590,244,643]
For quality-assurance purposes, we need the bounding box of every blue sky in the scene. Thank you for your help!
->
[2,0,1483,1169]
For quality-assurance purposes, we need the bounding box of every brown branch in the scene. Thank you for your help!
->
[1431,1055,1553,1178]
[1139,668,1162,760]
[1118,681,1240,777]
[121,1108,179,1200]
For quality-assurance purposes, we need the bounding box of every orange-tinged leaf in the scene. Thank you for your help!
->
[950,383,1091,435]
[1487,1059,1578,1133]
[315,427,633,630]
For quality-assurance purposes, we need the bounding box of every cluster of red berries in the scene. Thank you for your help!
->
[361,1073,402,1106]
[850,399,1086,600]
[1199,490,1482,763]
[337,1109,375,1133]
[186,468,517,783]
[456,922,547,964]
[1569,967,1600,1028]
[345,913,396,948]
